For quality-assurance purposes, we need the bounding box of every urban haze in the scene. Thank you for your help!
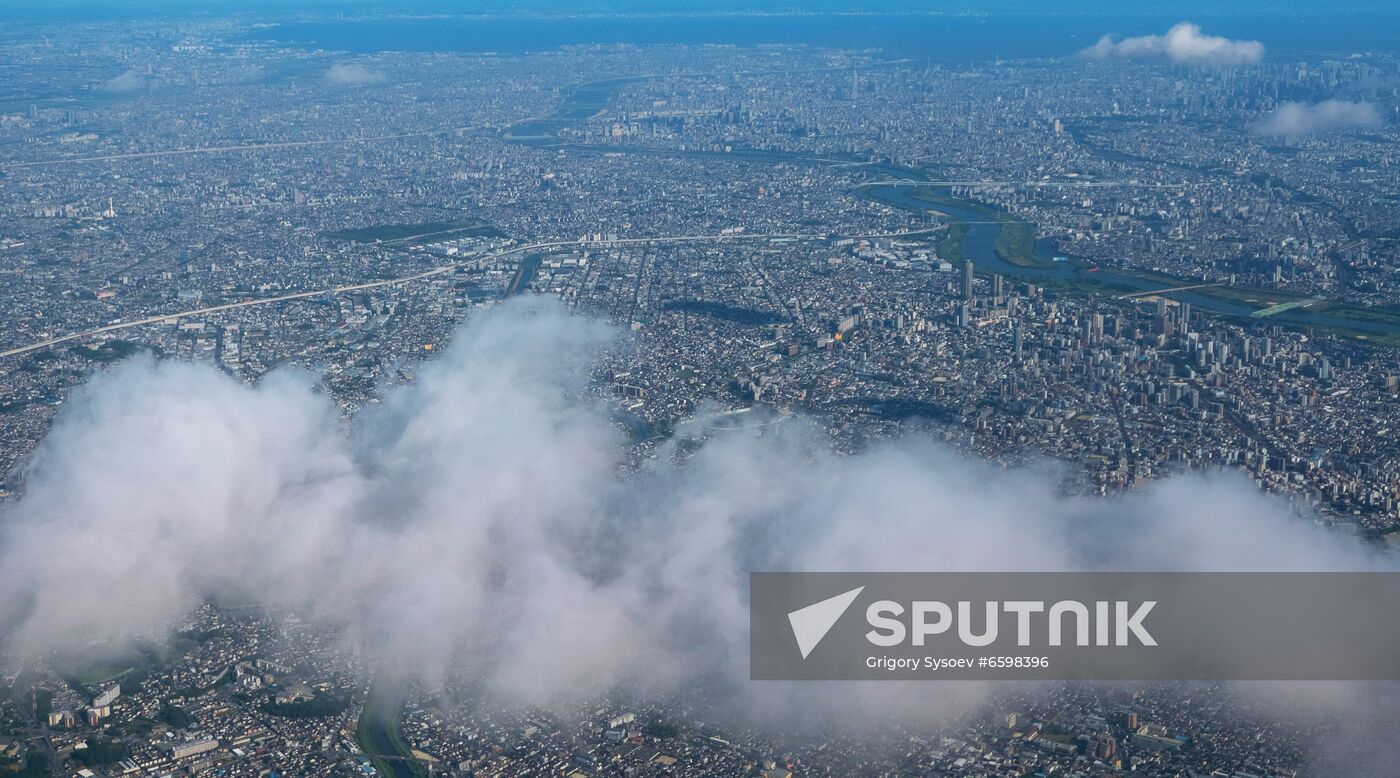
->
[1,2,1400,777]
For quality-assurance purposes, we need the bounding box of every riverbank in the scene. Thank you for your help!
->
[355,684,424,778]
[504,76,1400,346]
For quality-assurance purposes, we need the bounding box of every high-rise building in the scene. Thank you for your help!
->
[166,738,219,761]
[1091,732,1115,760]
[92,684,120,709]
[962,260,974,300]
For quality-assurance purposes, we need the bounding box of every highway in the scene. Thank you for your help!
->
[852,178,1198,190]
[0,230,863,360]
[0,126,489,170]
[1116,282,1224,300]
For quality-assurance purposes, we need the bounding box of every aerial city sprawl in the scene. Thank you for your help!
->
[2,4,1400,777]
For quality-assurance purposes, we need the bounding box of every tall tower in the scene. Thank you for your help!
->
[962,260,975,301]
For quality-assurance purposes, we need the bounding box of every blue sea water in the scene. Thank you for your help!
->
[4,2,1398,61]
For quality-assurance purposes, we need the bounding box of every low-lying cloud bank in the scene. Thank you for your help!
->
[324,62,386,86]
[0,297,1393,752]
[102,68,146,92]
[1080,22,1264,66]
[1255,99,1382,136]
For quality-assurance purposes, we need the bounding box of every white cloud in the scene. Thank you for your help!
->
[324,62,386,86]
[1080,22,1264,66]
[102,68,146,92]
[1255,99,1382,136]
[0,297,1391,747]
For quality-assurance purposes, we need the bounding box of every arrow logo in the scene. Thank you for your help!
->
[787,586,864,659]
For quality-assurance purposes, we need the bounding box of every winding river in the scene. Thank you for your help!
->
[505,79,1400,340]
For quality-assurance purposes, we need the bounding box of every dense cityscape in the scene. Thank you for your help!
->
[2,3,1400,776]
